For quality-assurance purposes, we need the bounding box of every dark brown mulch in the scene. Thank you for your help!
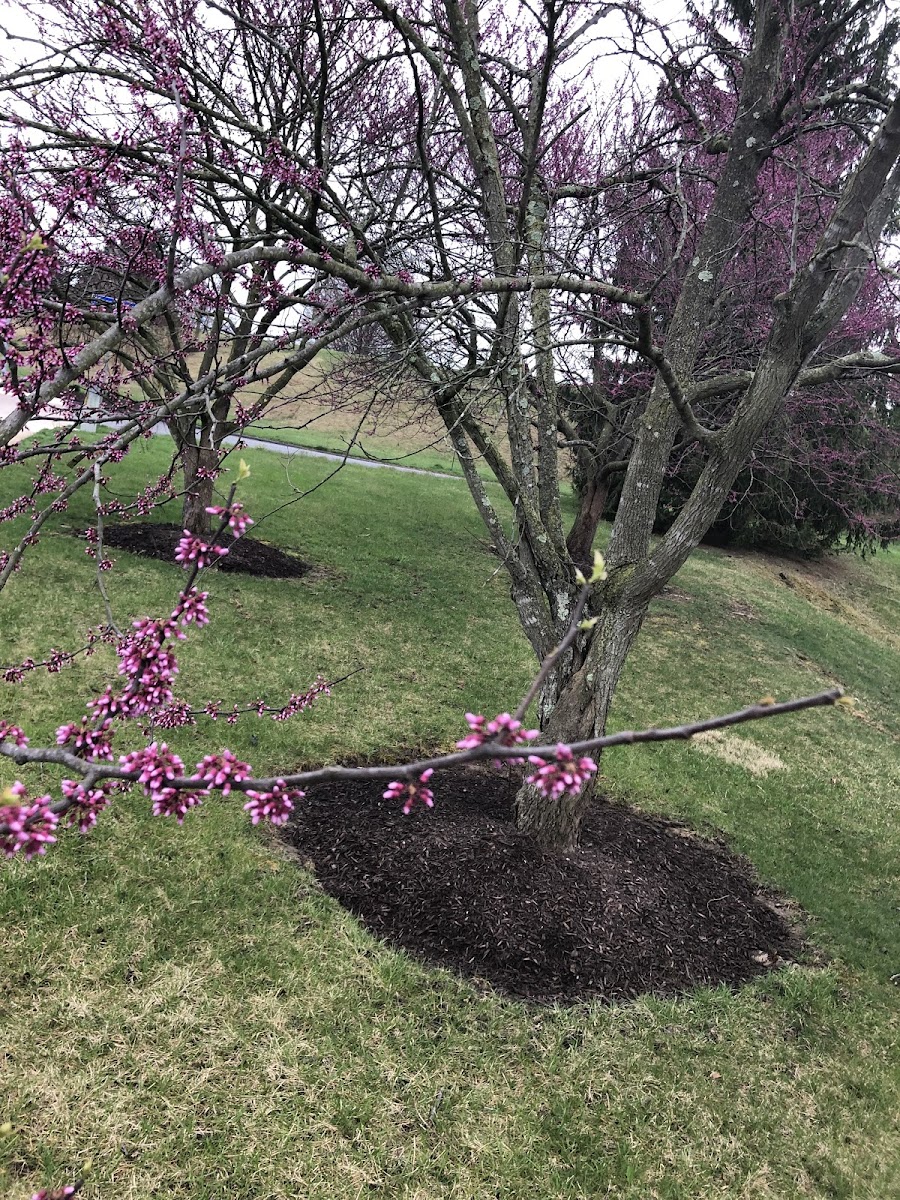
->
[284,768,801,1005]
[98,522,311,579]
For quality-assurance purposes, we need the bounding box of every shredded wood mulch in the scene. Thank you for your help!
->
[98,522,311,579]
[284,767,801,1005]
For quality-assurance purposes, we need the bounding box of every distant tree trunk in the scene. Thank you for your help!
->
[566,475,609,568]
[181,443,218,536]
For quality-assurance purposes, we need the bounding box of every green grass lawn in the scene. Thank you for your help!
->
[1,440,899,1199]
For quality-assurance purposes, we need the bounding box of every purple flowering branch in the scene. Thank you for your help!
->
[0,687,843,835]
[148,669,361,730]
[1,625,117,682]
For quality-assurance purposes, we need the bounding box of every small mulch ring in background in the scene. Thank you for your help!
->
[99,522,310,579]
[285,768,801,1005]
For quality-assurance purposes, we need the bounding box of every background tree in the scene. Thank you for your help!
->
[653,368,900,557]
[348,0,900,848]
[0,0,426,532]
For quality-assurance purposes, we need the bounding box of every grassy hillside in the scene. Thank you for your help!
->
[1,440,898,1199]
[216,348,479,476]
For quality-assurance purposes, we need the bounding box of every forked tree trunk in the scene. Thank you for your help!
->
[515,602,647,853]
[181,443,218,537]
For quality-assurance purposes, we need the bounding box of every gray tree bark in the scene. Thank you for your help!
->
[514,10,900,851]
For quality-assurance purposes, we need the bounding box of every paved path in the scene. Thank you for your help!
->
[0,394,463,480]
[226,432,462,480]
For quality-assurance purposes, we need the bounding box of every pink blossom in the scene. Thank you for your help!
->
[0,794,58,859]
[46,650,73,674]
[456,712,539,765]
[175,532,206,565]
[90,686,130,721]
[243,780,302,825]
[526,745,597,800]
[56,717,114,761]
[61,779,112,832]
[30,1187,76,1200]
[195,751,250,794]
[205,502,254,538]
[151,787,206,823]
[119,742,185,792]
[268,675,331,722]
[109,618,182,715]
[174,587,210,627]
[0,719,28,747]
[384,768,435,814]
[149,701,197,729]
[175,531,230,568]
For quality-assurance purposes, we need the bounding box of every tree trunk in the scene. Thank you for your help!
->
[566,476,609,568]
[181,443,217,536]
[516,601,646,853]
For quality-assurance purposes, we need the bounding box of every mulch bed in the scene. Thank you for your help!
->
[98,522,311,579]
[284,767,802,1005]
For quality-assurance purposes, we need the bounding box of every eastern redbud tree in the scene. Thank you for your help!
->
[1,0,899,859]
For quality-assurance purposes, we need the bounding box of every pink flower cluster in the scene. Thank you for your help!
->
[384,769,435,814]
[119,741,185,791]
[0,719,28,747]
[132,471,177,517]
[191,676,331,725]
[526,745,597,800]
[243,780,302,826]
[175,531,230,569]
[0,784,58,859]
[2,626,115,684]
[457,712,539,765]
[205,502,254,538]
[119,742,208,824]
[31,1187,76,1200]
[108,618,181,716]
[260,140,308,188]
[150,786,207,823]
[173,587,210,627]
[56,717,114,761]
[61,779,113,833]
[45,649,74,673]
[269,675,331,721]
[90,589,210,723]
[196,750,250,794]
[148,701,196,729]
